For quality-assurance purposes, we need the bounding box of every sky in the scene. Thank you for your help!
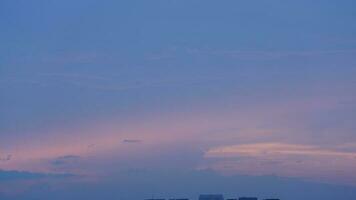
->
[1,0,356,199]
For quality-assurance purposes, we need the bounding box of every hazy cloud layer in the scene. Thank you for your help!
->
[203,143,356,185]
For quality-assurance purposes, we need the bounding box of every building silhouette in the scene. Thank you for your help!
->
[145,199,165,200]
[199,194,224,200]
[169,199,189,200]
[146,194,280,200]
[264,199,280,200]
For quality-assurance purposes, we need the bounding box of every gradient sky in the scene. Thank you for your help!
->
[1,1,356,200]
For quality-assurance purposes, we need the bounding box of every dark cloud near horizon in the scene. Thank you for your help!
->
[122,139,142,144]
[0,154,12,162]
[51,155,81,166]
[0,170,74,181]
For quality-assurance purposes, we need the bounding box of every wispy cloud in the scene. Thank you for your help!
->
[185,47,356,60]
[205,143,356,158]
[147,46,356,62]
[203,143,356,185]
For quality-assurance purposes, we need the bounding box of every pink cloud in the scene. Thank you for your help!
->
[203,143,356,185]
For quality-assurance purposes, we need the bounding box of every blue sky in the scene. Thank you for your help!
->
[1,1,356,199]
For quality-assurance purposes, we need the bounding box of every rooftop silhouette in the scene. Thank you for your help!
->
[199,194,224,200]
[238,198,258,200]
[147,194,279,200]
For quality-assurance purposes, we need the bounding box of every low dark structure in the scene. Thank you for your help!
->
[145,199,165,200]
[264,199,280,200]
[199,194,224,200]
[169,199,189,200]
[146,195,280,200]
